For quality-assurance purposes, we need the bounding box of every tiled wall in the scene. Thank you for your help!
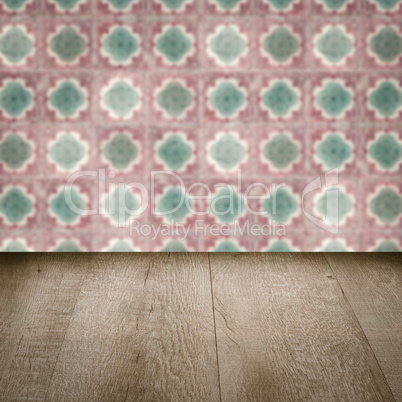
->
[0,0,401,251]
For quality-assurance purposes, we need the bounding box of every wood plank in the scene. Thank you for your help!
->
[210,253,395,402]
[325,253,402,402]
[45,253,220,402]
[0,253,89,401]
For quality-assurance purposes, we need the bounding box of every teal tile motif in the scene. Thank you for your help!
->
[314,132,353,170]
[213,240,243,252]
[105,188,141,225]
[208,0,247,12]
[0,0,32,11]
[262,187,299,224]
[261,26,300,65]
[154,25,194,66]
[210,188,244,223]
[0,79,33,119]
[102,132,140,171]
[319,239,349,252]
[262,132,300,171]
[49,187,87,225]
[155,0,193,12]
[262,0,300,11]
[1,4,401,252]
[156,132,193,171]
[49,0,87,12]
[0,186,34,225]
[101,79,142,120]
[369,26,402,65]
[208,132,247,172]
[53,240,84,252]
[314,25,354,66]
[373,240,401,252]
[1,239,30,252]
[369,0,402,11]
[314,79,353,119]
[368,132,402,172]
[160,240,189,252]
[369,187,402,225]
[207,25,248,66]
[155,80,194,119]
[102,0,139,12]
[207,79,247,119]
[48,79,88,120]
[368,80,402,119]
[0,26,35,66]
[49,26,87,65]
[101,26,140,66]
[315,187,354,224]
[0,132,33,172]
[49,132,88,172]
[157,187,192,223]
[265,240,295,252]
[316,0,353,12]
[107,239,136,252]
[260,80,300,119]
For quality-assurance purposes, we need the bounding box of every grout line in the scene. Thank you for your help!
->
[322,253,396,402]
[208,252,222,402]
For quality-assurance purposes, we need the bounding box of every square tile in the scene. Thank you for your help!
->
[42,124,95,177]
[149,125,199,177]
[42,19,93,70]
[149,19,199,70]
[96,20,148,70]
[310,18,361,71]
[95,72,146,124]
[363,125,402,176]
[256,18,306,70]
[202,18,254,70]
[44,73,92,122]
[202,124,254,177]
[363,19,402,70]
[364,74,402,122]
[309,124,359,176]
[203,73,252,123]
[0,20,40,70]
[0,72,40,123]
[0,123,39,177]
[0,178,39,229]
[42,177,94,230]
[256,73,306,123]
[255,124,306,176]
[96,125,147,176]
[150,73,199,124]
[310,73,361,123]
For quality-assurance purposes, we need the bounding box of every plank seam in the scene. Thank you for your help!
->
[323,254,396,402]
[208,253,223,402]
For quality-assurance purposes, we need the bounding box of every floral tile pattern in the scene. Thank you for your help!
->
[0,0,401,252]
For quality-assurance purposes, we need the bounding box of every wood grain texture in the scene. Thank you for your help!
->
[0,253,89,401]
[45,253,220,402]
[0,253,400,402]
[209,253,396,402]
[325,253,402,402]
